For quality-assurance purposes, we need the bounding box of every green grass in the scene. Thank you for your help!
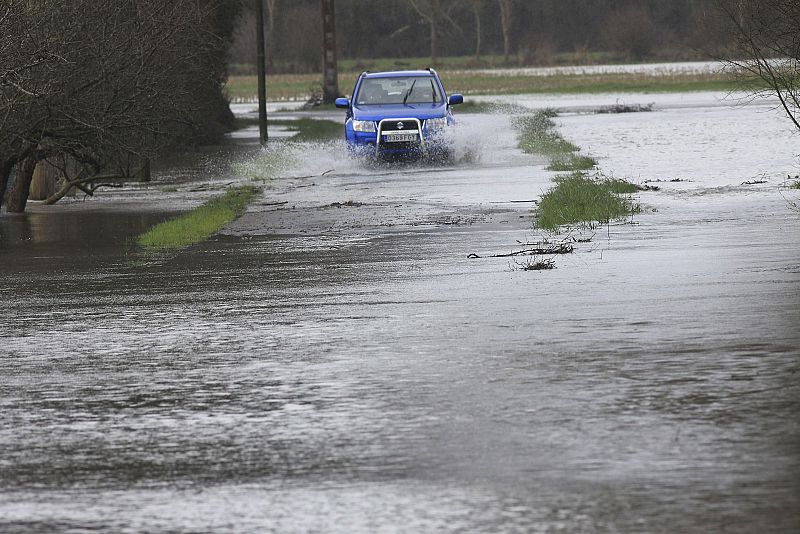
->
[270,118,342,142]
[515,110,597,171]
[604,177,641,194]
[515,110,641,230]
[138,185,260,249]
[536,173,640,231]
[233,116,341,142]
[546,154,598,172]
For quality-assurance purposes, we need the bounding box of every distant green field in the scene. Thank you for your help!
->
[226,69,746,102]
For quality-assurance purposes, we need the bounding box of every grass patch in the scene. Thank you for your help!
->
[232,117,341,142]
[138,185,260,249]
[546,154,598,172]
[536,173,640,231]
[515,110,597,171]
[270,118,342,142]
[232,116,261,129]
[604,177,641,194]
[515,111,576,156]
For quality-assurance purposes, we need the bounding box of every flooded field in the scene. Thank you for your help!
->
[1,91,799,532]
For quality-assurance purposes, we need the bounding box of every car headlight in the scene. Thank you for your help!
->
[426,117,448,131]
[352,120,376,133]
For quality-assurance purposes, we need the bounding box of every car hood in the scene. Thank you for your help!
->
[352,103,448,121]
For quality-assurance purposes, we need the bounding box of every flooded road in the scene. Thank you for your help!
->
[1,92,799,532]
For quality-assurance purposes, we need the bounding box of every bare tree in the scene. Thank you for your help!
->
[472,0,484,60]
[266,0,277,70]
[408,0,462,63]
[497,0,514,63]
[717,0,800,132]
[602,5,658,61]
[0,0,240,212]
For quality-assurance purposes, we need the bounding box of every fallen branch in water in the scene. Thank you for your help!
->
[468,242,573,259]
[597,102,654,114]
[488,199,539,204]
[45,172,126,204]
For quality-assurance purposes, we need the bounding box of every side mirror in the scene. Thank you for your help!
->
[335,97,350,109]
[448,94,464,106]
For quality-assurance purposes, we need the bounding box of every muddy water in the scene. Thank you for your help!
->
[1,94,799,533]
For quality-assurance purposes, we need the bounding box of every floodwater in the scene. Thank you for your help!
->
[1,91,799,533]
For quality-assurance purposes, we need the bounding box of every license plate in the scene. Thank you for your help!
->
[384,133,417,143]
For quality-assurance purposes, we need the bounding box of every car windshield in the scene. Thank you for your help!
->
[356,76,443,105]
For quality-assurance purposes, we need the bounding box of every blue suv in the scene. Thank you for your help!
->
[335,69,463,160]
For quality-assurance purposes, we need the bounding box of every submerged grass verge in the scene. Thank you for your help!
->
[270,118,342,142]
[233,117,341,142]
[546,154,598,172]
[515,111,597,171]
[536,173,640,231]
[138,185,260,249]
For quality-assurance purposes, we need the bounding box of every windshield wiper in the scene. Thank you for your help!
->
[402,80,417,105]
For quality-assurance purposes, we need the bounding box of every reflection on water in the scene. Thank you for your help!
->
[0,211,171,251]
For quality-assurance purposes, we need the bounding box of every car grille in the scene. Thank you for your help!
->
[381,120,404,131]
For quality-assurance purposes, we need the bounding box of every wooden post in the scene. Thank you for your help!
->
[256,0,268,145]
[321,0,339,104]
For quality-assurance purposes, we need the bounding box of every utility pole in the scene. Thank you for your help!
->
[255,0,268,145]
[321,0,339,104]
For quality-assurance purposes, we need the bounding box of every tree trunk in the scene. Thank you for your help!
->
[0,160,12,212]
[498,0,513,63]
[430,0,440,63]
[473,1,482,60]
[265,0,276,71]
[28,159,59,201]
[5,157,38,213]
[321,0,340,104]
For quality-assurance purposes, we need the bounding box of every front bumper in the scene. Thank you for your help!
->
[346,117,451,158]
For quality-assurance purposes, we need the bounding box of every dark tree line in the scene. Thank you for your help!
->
[0,0,241,213]
[230,0,732,74]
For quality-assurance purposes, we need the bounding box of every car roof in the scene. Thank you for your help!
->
[362,70,437,79]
